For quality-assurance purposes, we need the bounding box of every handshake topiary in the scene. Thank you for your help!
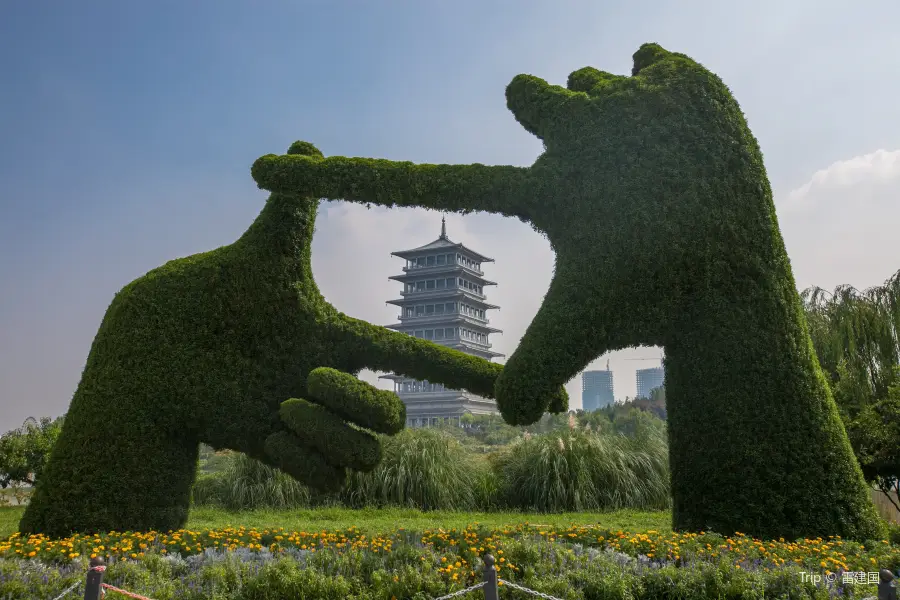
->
[24,44,884,541]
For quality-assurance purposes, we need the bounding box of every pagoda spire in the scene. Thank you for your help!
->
[440,215,448,240]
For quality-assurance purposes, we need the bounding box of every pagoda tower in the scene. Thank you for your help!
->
[381,217,503,427]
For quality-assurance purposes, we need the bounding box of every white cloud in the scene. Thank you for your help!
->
[777,149,900,292]
[782,149,900,211]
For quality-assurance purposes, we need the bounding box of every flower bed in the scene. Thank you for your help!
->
[2,524,898,599]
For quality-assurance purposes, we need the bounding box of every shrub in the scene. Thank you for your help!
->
[215,453,315,511]
[0,416,64,491]
[190,418,671,513]
[470,453,502,510]
[190,472,228,507]
[497,428,670,512]
[888,520,900,546]
[341,428,480,511]
[238,559,354,600]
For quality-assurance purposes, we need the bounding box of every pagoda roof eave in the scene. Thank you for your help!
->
[391,240,494,263]
[468,350,505,359]
[463,299,500,309]
[388,273,497,285]
[385,298,500,309]
[383,322,502,333]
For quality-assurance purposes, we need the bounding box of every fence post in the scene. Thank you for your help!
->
[84,556,105,600]
[482,554,499,600]
[879,569,897,600]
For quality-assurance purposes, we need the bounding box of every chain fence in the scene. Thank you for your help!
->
[430,581,486,600]
[78,561,160,600]
[428,578,565,600]
[72,553,555,600]
[100,582,160,599]
[49,581,81,600]
[61,553,898,600]
[496,579,564,600]
[425,554,568,600]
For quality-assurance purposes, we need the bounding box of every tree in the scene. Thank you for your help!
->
[837,368,900,512]
[802,270,900,512]
[0,416,64,489]
[802,272,899,411]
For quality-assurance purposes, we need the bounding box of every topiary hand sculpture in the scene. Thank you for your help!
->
[250,44,885,540]
[20,141,547,538]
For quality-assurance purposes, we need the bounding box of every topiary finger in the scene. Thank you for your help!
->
[306,367,406,435]
[279,397,382,472]
[547,386,569,414]
[263,431,348,493]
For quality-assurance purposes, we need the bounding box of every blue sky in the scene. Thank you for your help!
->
[2,1,900,431]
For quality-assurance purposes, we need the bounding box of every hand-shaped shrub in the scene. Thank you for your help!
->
[251,45,885,540]
[19,141,554,537]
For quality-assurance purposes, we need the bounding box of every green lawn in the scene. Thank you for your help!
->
[0,505,670,538]
[0,509,20,538]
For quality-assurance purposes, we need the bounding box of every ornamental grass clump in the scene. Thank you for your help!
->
[497,428,670,512]
[217,452,316,510]
[341,428,481,511]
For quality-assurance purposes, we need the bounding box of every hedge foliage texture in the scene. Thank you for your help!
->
[19,141,539,537]
[251,44,885,540]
